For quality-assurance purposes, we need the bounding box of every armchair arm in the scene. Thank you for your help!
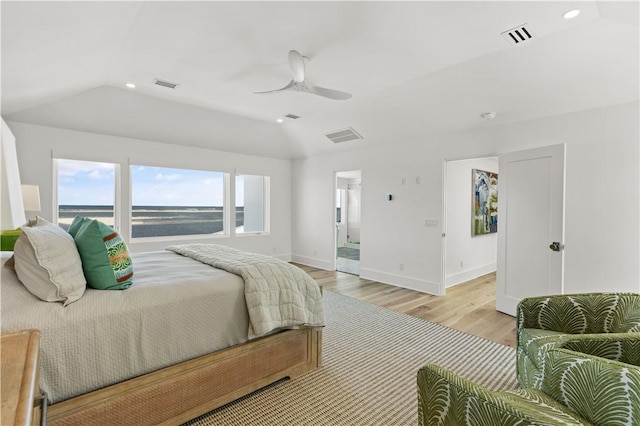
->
[417,365,589,426]
[522,331,640,365]
[560,333,640,366]
[541,348,640,426]
[517,293,640,335]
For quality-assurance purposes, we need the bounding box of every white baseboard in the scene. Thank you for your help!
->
[290,254,334,271]
[359,267,441,295]
[445,263,496,288]
[273,253,292,262]
[290,257,442,296]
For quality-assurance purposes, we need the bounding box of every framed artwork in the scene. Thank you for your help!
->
[472,169,498,236]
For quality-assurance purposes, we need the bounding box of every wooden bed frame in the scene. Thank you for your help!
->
[47,327,322,425]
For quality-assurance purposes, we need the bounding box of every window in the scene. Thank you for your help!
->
[131,165,225,238]
[235,174,269,234]
[56,159,117,231]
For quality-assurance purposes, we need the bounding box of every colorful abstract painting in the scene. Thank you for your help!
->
[472,169,498,235]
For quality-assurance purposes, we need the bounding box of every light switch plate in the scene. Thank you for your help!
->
[424,218,438,227]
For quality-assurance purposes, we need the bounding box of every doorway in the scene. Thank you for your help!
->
[441,145,566,316]
[336,170,361,275]
[442,157,499,292]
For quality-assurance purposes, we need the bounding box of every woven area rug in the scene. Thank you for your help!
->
[184,290,518,425]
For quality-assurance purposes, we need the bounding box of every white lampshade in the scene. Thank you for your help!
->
[21,184,41,211]
[1,119,27,230]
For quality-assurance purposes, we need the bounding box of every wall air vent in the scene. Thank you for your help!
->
[325,127,363,144]
[285,114,300,120]
[501,24,535,46]
[152,78,180,89]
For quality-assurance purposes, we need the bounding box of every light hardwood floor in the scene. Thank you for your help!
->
[296,265,517,348]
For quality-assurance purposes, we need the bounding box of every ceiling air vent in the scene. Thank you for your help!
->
[285,114,300,120]
[152,78,180,89]
[325,127,363,144]
[501,24,535,46]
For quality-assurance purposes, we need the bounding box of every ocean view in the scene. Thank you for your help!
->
[59,205,244,238]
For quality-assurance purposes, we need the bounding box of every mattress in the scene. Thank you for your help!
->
[0,250,249,404]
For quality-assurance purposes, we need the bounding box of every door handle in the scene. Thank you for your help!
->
[549,242,563,252]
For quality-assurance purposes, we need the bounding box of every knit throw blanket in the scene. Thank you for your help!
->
[166,244,325,338]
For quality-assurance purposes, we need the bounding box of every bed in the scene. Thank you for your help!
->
[1,246,324,425]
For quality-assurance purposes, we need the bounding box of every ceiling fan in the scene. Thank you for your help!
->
[254,50,352,100]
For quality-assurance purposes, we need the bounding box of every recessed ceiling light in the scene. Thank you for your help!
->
[276,118,284,123]
[125,82,136,89]
[562,9,580,20]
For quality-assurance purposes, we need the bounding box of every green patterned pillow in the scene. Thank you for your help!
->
[68,216,133,290]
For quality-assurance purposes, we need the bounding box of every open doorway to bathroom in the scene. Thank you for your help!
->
[335,170,361,275]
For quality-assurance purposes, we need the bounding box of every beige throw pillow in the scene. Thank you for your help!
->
[14,217,86,305]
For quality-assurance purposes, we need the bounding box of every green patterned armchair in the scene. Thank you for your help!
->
[516,292,640,388]
[417,348,640,425]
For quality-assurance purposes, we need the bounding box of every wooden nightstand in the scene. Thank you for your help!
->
[1,330,46,426]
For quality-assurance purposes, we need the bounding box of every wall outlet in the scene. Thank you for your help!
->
[460,260,464,269]
[313,249,318,255]
[401,177,406,185]
[399,262,405,271]
[415,176,421,184]
[273,247,277,253]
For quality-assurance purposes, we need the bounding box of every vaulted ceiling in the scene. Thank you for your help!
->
[2,1,638,159]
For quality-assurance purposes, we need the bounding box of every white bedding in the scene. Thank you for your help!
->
[1,250,249,404]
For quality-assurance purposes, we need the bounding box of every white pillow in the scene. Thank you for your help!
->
[14,217,86,306]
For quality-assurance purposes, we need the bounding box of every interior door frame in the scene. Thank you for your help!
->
[334,169,362,274]
[440,144,565,312]
[440,154,499,296]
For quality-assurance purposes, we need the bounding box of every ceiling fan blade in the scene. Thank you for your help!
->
[254,51,351,100]
[288,50,305,82]
[308,84,352,100]
[253,80,294,94]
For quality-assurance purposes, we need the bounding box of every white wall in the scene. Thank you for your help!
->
[8,121,292,258]
[292,102,640,295]
[1,118,27,230]
[445,157,498,288]
[242,175,265,233]
[292,148,447,294]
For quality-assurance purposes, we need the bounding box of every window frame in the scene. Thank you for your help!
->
[129,164,230,241]
[53,157,120,232]
[234,173,270,236]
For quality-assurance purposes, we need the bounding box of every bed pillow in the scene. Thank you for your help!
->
[68,216,133,290]
[13,217,86,306]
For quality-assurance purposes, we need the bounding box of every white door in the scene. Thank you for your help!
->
[496,144,565,316]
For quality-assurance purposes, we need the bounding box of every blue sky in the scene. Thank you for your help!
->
[58,160,234,206]
[132,165,226,206]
